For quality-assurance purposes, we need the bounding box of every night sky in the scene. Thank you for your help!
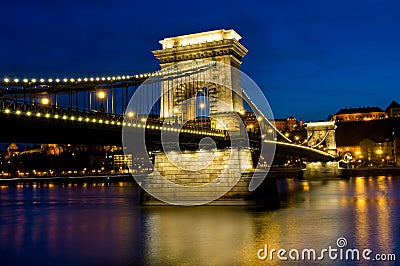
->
[1,0,400,121]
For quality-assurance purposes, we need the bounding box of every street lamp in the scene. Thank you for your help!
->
[173,107,179,123]
[97,91,106,100]
[41,98,50,105]
[97,91,106,112]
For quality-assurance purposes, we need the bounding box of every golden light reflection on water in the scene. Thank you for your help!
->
[353,177,369,249]
[142,177,398,264]
[338,176,395,257]
[143,207,257,265]
[0,178,398,265]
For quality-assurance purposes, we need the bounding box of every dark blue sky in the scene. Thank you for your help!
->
[1,0,400,121]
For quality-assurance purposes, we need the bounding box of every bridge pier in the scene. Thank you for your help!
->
[139,148,279,207]
[303,161,342,178]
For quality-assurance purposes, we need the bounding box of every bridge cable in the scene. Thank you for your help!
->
[241,89,293,143]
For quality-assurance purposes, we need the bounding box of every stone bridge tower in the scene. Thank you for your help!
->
[152,29,248,131]
[306,121,337,156]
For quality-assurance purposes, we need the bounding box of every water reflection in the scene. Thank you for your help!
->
[0,183,144,265]
[0,178,399,265]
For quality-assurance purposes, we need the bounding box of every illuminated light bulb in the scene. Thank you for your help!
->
[16,110,21,115]
[41,98,50,105]
[4,78,9,83]
[92,119,96,122]
[84,78,88,82]
[63,78,68,82]
[77,78,82,82]
[85,118,90,122]
[105,120,109,124]
[62,115,67,119]
[70,116,75,120]
[122,76,126,79]
[127,112,134,118]
[101,77,105,81]
[48,78,53,82]
[78,117,83,121]
[70,78,75,82]
[111,77,116,80]
[107,77,111,81]
[117,76,121,80]
[96,77,100,81]
[4,109,10,113]
[97,91,106,99]
[23,78,28,83]
[36,112,41,117]
[31,79,36,83]
[45,113,50,118]
[56,78,60,82]
[98,119,103,123]
[54,114,59,119]
[40,78,44,83]
[26,111,32,116]
[14,78,19,83]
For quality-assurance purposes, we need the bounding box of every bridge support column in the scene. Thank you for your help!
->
[303,161,342,178]
[140,148,280,206]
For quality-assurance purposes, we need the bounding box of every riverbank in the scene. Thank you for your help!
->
[0,174,136,185]
[342,166,400,177]
[5,166,397,186]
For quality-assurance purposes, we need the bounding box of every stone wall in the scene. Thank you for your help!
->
[141,148,262,205]
[303,161,342,178]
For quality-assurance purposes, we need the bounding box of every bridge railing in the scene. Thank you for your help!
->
[0,98,124,122]
[0,98,227,137]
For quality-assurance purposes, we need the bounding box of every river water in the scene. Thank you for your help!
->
[0,177,399,265]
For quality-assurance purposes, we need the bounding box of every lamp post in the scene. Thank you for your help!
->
[97,91,106,112]
[173,107,179,124]
[127,111,135,123]
[41,98,50,105]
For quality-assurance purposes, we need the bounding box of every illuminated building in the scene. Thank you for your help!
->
[333,106,385,121]
[5,143,19,160]
[272,117,299,132]
[335,118,400,165]
[385,100,400,118]
[113,154,132,169]
[241,112,259,133]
